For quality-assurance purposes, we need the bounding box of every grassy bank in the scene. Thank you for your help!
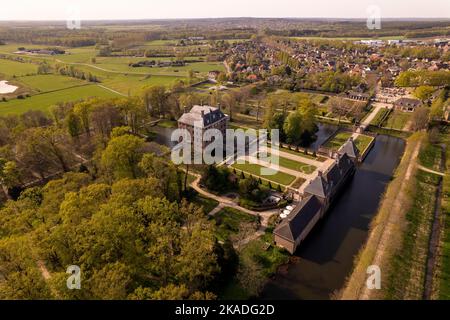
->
[437,127,450,299]
[340,133,421,300]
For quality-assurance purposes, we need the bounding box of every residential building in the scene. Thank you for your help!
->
[177,105,229,152]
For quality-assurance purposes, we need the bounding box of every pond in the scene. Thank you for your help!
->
[149,126,177,148]
[260,134,406,300]
[0,80,18,94]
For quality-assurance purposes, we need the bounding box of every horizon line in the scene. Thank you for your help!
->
[1,16,450,22]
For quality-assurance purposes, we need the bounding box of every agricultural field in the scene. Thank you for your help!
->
[0,41,225,113]
[0,58,38,76]
[17,74,88,92]
[0,84,120,115]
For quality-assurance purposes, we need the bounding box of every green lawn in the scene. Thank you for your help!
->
[261,153,317,174]
[323,131,353,150]
[17,74,87,92]
[231,161,296,186]
[419,141,442,172]
[213,207,259,242]
[0,84,120,115]
[323,131,374,154]
[370,108,390,126]
[384,110,412,131]
[0,58,38,76]
[354,135,375,154]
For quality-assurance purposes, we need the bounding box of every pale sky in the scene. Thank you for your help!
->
[0,0,449,20]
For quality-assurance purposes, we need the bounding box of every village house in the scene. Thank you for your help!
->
[394,97,422,112]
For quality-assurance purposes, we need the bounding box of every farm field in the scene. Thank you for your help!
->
[231,161,296,186]
[0,84,120,115]
[17,74,88,92]
[0,58,38,76]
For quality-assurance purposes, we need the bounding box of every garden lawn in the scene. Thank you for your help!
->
[231,161,296,186]
[323,131,353,150]
[384,110,412,131]
[354,135,374,154]
[263,153,316,174]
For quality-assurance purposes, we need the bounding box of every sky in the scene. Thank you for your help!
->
[0,0,449,21]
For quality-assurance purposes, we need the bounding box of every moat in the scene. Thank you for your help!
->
[261,134,406,300]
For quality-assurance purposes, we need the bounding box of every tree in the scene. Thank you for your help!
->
[414,86,435,102]
[100,134,145,180]
[0,159,21,198]
[144,86,168,117]
[283,110,303,144]
[65,111,82,140]
[222,93,236,121]
[410,106,430,132]
[16,127,72,177]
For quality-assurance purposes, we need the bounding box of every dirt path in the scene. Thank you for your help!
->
[417,165,445,177]
[97,84,128,97]
[190,174,277,226]
[359,140,421,300]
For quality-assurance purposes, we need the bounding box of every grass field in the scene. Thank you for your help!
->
[261,153,317,174]
[231,161,296,186]
[384,110,412,131]
[17,74,88,92]
[0,58,38,76]
[0,84,120,115]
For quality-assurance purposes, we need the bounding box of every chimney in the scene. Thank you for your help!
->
[201,110,205,118]
[318,170,323,177]
[183,106,187,114]
[217,103,221,111]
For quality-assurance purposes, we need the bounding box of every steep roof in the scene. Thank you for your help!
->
[304,175,329,198]
[339,138,360,159]
[274,195,322,242]
[178,105,227,128]
[304,153,354,199]
[394,97,422,108]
